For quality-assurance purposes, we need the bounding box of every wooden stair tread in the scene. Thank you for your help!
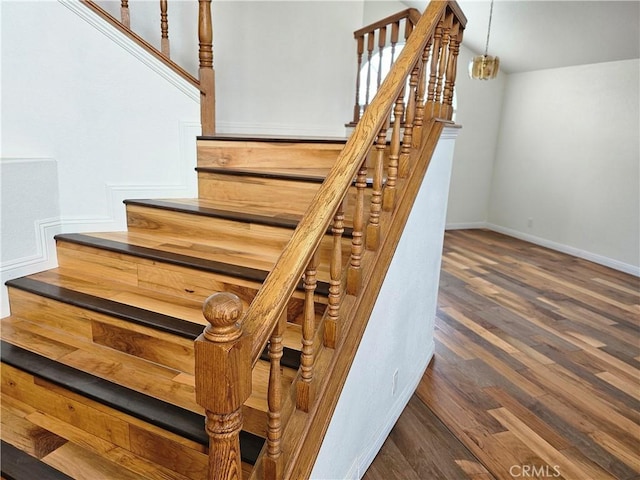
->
[7,275,204,338]
[196,136,346,172]
[1,316,202,414]
[147,197,305,222]
[0,341,266,464]
[125,198,304,230]
[85,230,281,272]
[1,316,299,421]
[125,198,355,238]
[1,440,73,480]
[54,232,331,295]
[6,274,305,364]
[1,340,210,445]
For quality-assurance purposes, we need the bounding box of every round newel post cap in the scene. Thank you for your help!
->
[202,292,243,342]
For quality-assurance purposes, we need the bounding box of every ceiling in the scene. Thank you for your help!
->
[402,0,640,73]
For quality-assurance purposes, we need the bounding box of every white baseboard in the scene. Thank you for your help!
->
[354,341,435,479]
[444,221,639,277]
[486,223,640,277]
[445,221,488,230]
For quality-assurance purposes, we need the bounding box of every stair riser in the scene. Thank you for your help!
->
[1,313,289,440]
[126,205,294,252]
[198,173,372,226]
[53,240,323,324]
[125,205,352,282]
[198,173,320,214]
[196,140,344,171]
[1,363,209,480]
[7,288,196,374]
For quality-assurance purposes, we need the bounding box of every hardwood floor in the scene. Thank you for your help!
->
[364,229,639,480]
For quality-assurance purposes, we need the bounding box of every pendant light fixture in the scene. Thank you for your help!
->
[469,0,500,80]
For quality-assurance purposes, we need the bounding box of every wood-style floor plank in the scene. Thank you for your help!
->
[366,229,639,480]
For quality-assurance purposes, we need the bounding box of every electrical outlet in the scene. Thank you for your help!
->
[527,217,533,228]
[392,369,399,396]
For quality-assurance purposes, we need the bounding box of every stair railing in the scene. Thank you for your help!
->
[82,0,216,134]
[194,1,466,479]
[350,8,421,125]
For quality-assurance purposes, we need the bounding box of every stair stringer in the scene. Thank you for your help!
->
[248,122,459,479]
[311,125,460,479]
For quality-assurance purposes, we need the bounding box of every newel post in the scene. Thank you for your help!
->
[195,292,251,480]
[198,0,216,135]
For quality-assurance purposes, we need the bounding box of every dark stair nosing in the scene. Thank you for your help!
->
[53,233,330,296]
[0,440,74,480]
[123,198,354,238]
[6,277,202,339]
[6,277,302,370]
[196,166,374,188]
[125,198,302,229]
[0,342,264,465]
[197,134,348,144]
[195,166,326,184]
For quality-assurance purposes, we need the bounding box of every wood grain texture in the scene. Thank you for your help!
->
[196,139,344,171]
[405,229,640,480]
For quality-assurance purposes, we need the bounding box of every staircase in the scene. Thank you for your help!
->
[1,137,343,479]
[1,1,466,479]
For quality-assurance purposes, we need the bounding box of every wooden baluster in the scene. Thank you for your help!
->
[390,21,400,64]
[324,200,345,349]
[376,27,387,91]
[195,292,251,480]
[353,36,364,124]
[366,122,388,251]
[443,23,462,120]
[434,15,452,118]
[364,32,375,109]
[398,64,420,178]
[413,41,432,148]
[383,90,404,212]
[198,0,215,135]
[427,18,443,119]
[404,16,414,42]
[347,161,367,295]
[297,252,318,412]
[263,311,286,480]
[120,0,130,28]
[160,0,170,57]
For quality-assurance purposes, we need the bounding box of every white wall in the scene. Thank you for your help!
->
[1,0,201,317]
[488,59,640,274]
[311,129,458,480]
[445,44,505,228]
[212,1,363,137]
[94,0,365,137]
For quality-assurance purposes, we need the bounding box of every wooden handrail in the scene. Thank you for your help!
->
[196,1,466,478]
[353,8,421,38]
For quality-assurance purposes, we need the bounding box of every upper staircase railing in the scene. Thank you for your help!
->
[82,0,216,135]
[194,1,466,479]
[350,8,421,125]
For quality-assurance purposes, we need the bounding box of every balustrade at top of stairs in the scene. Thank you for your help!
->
[1,1,466,479]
